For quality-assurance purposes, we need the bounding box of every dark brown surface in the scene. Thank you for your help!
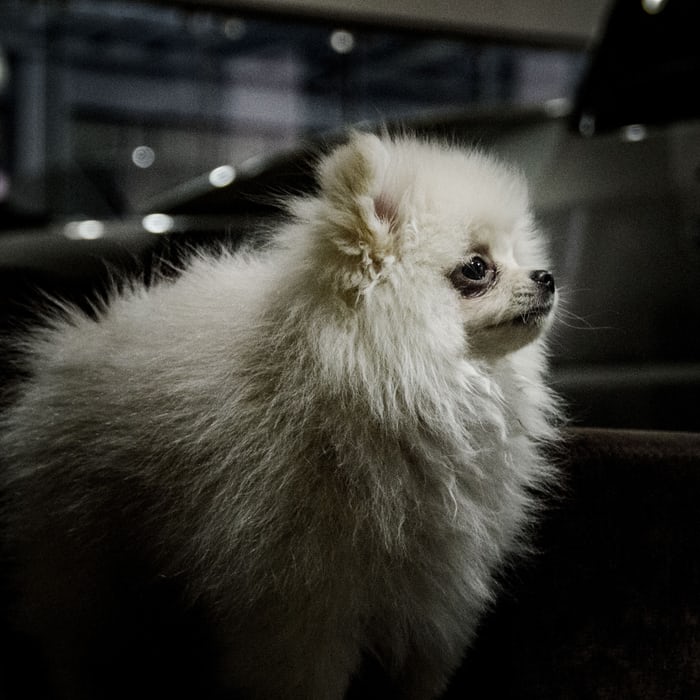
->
[2,427,699,698]
[444,427,700,699]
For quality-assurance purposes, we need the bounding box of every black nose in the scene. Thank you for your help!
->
[530,269,555,294]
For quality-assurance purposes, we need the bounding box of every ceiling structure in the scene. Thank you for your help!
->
[171,0,612,46]
[1,0,593,219]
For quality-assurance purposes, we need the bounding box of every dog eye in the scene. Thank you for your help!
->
[449,256,494,297]
[461,257,487,280]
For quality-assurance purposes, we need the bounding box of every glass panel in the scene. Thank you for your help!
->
[0,0,585,223]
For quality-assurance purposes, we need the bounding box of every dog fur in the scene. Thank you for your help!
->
[0,133,560,699]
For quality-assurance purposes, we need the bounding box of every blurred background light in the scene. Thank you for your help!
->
[0,171,10,202]
[642,0,668,15]
[209,165,236,188]
[329,29,355,54]
[621,123,648,142]
[132,146,156,169]
[578,113,596,137]
[544,97,571,118]
[0,48,9,92]
[142,213,174,234]
[63,220,105,240]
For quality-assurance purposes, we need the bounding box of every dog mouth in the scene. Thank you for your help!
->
[511,304,553,325]
[468,298,555,357]
[487,303,554,330]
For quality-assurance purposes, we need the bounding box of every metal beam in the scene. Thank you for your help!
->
[172,0,612,46]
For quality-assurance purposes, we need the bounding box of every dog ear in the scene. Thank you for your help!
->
[317,132,400,285]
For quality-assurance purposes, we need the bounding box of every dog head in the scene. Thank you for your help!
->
[305,132,557,359]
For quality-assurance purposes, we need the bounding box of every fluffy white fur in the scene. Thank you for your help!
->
[1,133,560,699]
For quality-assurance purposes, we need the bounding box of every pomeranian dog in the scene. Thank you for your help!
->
[0,133,560,699]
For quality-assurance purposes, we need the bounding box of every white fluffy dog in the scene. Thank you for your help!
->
[0,133,560,699]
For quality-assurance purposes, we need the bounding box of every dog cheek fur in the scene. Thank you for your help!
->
[0,134,561,699]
